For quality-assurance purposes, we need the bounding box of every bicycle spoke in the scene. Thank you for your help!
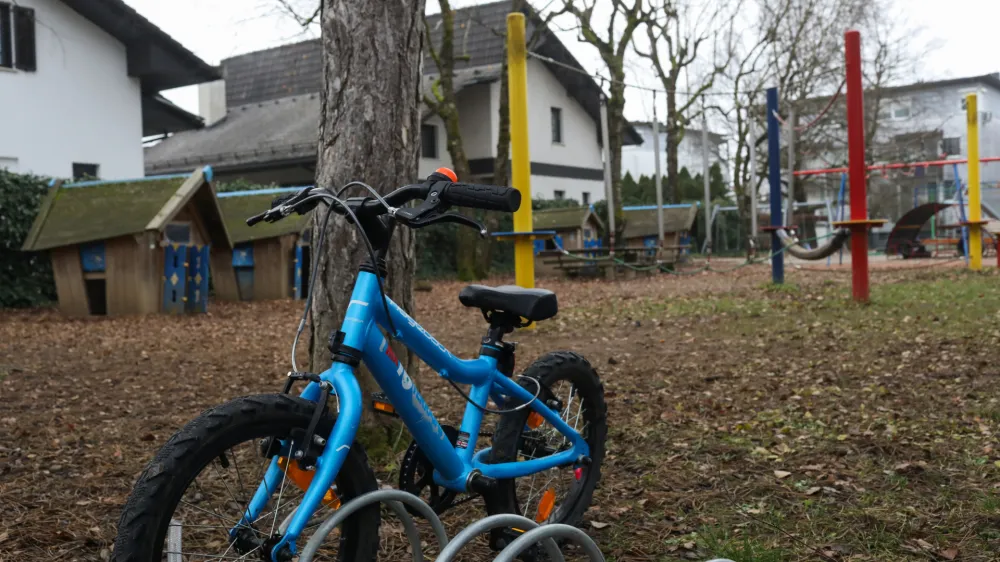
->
[270,440,294,536]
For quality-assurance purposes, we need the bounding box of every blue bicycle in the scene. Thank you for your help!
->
[113,169,607,561]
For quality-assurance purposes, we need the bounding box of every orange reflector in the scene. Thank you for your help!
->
[436,167,458,182]
[373,401,396,415]
[277,457,340,508]
[526,412,544,429]
[535,488,556,523]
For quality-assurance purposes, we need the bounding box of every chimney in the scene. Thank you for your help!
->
[198,79,226,126]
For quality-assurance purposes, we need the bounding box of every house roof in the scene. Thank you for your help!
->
[142,94,205,136]
[145,94,320,175]
[222,39,322,108]
[60,0,220,92]
[218,189,312,244]
[425,0,642,145]
[22,167,231,252]
[630,121,725,146]
[621,204,699,238]
[533,206,604,231]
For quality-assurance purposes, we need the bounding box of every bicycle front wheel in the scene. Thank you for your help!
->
[112,394,379,561]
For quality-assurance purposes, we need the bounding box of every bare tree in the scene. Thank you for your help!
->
[636,0,739,204]
[312,0,425,419]
[549,0,645,240]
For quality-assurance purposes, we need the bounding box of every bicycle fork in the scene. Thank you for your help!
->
[233,361,363,560]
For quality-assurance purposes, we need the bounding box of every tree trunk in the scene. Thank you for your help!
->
[312,0,424,421]
[665,89,681,204]
[607,79,627,245]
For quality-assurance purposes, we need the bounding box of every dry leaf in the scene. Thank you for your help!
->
[939,548,959,560]
[774,470,792,479]
[804,487,822,495]
[916,539,934,550]
[590,521,610,529]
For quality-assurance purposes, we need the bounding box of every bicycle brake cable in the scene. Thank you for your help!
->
[289,187,399,372]
[447,376,542,415]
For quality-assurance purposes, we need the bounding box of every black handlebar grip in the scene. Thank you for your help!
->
[440,183,521,213]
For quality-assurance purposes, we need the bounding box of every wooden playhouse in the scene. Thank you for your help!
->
[21,167,232,316]
[213,188,312,301]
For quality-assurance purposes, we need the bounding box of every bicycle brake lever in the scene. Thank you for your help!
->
[411,212,487,238]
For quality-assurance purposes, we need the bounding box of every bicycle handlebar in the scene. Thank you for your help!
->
[439,183,521,213]
[245,169,520,227]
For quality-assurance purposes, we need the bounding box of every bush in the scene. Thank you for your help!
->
[0,169,56,307]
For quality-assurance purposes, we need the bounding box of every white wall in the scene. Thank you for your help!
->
[418,114,452,179]
[0,0,143,179]
[457,83,494,159]
[622,124,728,183]
[532,176,603,204]
[524,59,603,169]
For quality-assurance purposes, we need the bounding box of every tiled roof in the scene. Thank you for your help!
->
[222,39,323,108]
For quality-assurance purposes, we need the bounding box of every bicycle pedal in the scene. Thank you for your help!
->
[370,392,398,418]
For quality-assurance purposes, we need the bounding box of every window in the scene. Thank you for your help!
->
[553,190,565,200]
[164,222,192,244]
[0,3,12,69]
[72,163,99,180]
[581,191,590,205]
[550,107,563,144]
[12,5,34,72]
[892,106,910,119]
[583,228,593,239]
[421,124,438,159]
[942,137,961,156]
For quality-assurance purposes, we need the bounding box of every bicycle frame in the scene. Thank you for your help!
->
[241,270,590,558]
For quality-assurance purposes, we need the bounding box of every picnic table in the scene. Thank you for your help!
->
[538,244,691,278]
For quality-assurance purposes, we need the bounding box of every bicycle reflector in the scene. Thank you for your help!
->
[526,411,544,429]
[371,392,398,417]
[535,488,556,522]
[277,457,341,508]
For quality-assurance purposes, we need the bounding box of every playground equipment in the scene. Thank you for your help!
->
[768,30,1000,300]
[492,12,545,298]
[114,171,608,561]
[216,186,314,301]
[20,166,229,315]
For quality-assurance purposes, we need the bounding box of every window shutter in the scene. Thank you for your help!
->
[0,3,12,68]
[13,5,34,72]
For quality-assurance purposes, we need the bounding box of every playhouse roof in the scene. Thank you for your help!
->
[533,206,604,231]
[622,204,699,238]
[218,188,312,244]
[21,167,232,252]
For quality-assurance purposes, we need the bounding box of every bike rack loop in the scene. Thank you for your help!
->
[297,489,601,562]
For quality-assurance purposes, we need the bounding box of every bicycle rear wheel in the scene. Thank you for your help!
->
[488,352,607,536]
[112,394,379,561]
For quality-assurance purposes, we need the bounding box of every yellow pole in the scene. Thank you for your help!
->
[967,93,983,270]
[508,13,534,289]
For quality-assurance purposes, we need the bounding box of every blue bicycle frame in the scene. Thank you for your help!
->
[239,270,590,558]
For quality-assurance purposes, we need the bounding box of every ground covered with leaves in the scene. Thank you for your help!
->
[2,262,999,561]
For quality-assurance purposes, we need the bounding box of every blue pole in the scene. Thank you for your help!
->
[953,163,969,264]
[766,88,783,284]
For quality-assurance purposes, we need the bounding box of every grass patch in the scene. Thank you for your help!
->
[699,529,788,562]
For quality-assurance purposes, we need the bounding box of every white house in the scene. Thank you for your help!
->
[622,121,729,184]
[0,0,217,180]
[143,1,642,203]
[796,73,1000,218]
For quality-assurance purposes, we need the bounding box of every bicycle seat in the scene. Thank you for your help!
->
[458,285,558,322]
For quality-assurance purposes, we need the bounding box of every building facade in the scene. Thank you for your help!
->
[0,0,216,180]
[144,1,642,203]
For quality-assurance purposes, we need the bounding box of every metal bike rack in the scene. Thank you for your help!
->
[298,489,604,562]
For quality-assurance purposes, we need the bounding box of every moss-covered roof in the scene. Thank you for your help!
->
[622,205,699,239]
[533,206,603,231]
[218,189,311,244]
[22,169,232,251]
[23,175,187,251]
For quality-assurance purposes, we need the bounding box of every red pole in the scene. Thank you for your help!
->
[845,30,870,302]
